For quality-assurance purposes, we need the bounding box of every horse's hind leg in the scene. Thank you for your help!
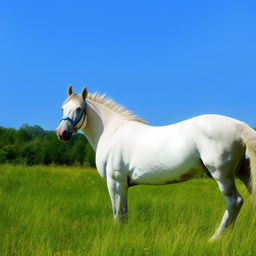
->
[209,171,243,241]
[237,157,252,193]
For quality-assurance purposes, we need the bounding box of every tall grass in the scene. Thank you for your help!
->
[0,165,255,256]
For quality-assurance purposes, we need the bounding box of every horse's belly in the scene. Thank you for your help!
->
[128,159,206,186]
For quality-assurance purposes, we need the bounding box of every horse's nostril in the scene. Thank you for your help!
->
[61,130,72,140]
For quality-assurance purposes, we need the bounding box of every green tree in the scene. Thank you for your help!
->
[0,124,96,166]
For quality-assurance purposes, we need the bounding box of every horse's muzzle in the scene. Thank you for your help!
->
[56,127,72,142]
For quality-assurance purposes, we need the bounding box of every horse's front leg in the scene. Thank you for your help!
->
[107,173,128,223]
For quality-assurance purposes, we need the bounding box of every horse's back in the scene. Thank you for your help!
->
[119,114,242,155]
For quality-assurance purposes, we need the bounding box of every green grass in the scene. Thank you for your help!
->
[0,165,256,256]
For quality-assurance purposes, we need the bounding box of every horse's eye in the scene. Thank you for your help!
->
[76,107,82,112]
[61,108,63,112]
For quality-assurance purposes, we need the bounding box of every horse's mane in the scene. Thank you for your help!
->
[87,93,147,124]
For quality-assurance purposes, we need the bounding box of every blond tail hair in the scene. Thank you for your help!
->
[238,123,256,196]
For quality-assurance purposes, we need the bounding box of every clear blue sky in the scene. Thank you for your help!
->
[1,0,256,130]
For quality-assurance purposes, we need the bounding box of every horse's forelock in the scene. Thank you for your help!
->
[63,94,85,106]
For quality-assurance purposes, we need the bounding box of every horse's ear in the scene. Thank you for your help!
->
[81,87,88,100]
[68,85,73,96]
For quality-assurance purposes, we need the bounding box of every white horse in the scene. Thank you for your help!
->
[56,86,256,240]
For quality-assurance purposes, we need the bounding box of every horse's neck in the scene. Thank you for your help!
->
[82,101,124,151]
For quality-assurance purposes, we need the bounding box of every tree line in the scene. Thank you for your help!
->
[0,124,95,166]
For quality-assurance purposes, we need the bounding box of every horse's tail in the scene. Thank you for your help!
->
[238,123,256,196]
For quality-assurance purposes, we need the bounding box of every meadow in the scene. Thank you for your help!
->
[0,165,256,256]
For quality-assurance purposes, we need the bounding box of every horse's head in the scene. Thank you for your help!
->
[56,85,88,141]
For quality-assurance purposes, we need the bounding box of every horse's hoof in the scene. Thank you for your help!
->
[208,235,220,242]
